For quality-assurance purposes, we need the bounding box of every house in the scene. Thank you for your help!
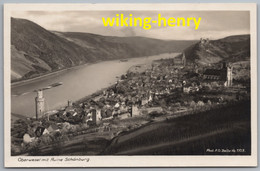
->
[112,109,119,117]
[102,123,111,131]
[183,84,200,94]
[203,69,226,80]
[35,126,49,137]
[61,122,71,132]
[23,133,35,144]
[141,98,149,106]
[183,86,191,94]
[114,102,120,109]
[72,112,78,116]
[119,104,128,113]
[148,94,153,102]
[83,113,92,123]
[47,124,60,133]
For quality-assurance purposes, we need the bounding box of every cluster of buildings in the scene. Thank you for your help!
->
[41,53,189,127]
[17,51,242,148]
[22,121,61,144]
[35,53,234,129]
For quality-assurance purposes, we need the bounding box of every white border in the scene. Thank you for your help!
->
[4,3,257,167]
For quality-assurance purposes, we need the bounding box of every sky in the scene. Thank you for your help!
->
[11,11,250,40]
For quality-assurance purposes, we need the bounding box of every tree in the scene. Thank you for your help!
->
[190,101,196,108]
[197,101,205,107]
[121,74,126,80]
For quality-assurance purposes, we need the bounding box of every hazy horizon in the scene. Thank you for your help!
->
[12,11,250,40]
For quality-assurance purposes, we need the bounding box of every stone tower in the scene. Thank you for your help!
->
[227,65,233,87]
[35,90,45,120]
[68,100,73,107]
[131,105,139,117]
[91,109,102,125]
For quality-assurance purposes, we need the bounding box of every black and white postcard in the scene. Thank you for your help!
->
[4,3,257,167]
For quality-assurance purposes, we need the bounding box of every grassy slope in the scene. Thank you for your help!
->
[103,100,251,155]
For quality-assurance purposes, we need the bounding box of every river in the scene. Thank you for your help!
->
[11,53,179,119]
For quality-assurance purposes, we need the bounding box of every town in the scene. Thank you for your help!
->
[11,39,250,155]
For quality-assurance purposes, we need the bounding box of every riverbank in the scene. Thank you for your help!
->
[11,63,90,88]
[11,61,100,88]
[11,53,178,88]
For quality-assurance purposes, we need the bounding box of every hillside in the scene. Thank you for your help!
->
[103,101,250,155]
[184,35,250,65]
[11,18,197,81]
[11,18,95,81]
[55,32,197,59]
